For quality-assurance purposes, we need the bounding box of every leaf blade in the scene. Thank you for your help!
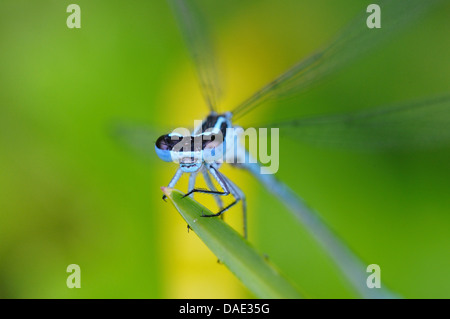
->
[162,187,303,299]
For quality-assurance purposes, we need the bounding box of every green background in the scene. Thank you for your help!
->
[0,0,449,298]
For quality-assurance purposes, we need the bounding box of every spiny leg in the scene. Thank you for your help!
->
[200,165,242,225]
[202,169,224,213]
[182,188,228,198]
[181,164,246,238]
[223,176,247,239]
[187,171,198,199]
[181,164,233,206]
[185,171,198,234]
[162,167,183,201]
[200,198,239,218]
[182,164,230,198]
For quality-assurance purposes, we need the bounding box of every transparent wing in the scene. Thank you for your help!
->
[111,122,162,159]
[269,94,450,151]
[231,0,442,120]
[169,0,222,112]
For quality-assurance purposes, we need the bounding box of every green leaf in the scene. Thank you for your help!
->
[162,187,303,299]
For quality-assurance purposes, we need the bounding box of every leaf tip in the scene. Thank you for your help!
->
[161,186,173,198]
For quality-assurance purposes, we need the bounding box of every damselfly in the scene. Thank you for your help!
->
[118,0,449,298]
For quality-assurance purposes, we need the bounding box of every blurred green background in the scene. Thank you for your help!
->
[1,0,449,298]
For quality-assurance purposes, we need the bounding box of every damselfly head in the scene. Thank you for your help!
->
[179,156,203,173]
[154,132,208,170]
[155,122,227,166]
[155,133,179,162]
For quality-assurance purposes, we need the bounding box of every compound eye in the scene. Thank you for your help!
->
[155,134,175,162]
[155,135,172,151]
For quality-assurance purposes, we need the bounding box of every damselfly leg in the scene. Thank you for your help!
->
[162,167,183,202]
[202,169,224,213]
[187,171,198,199]
[220,174,247,239]
[168,162,247,238]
